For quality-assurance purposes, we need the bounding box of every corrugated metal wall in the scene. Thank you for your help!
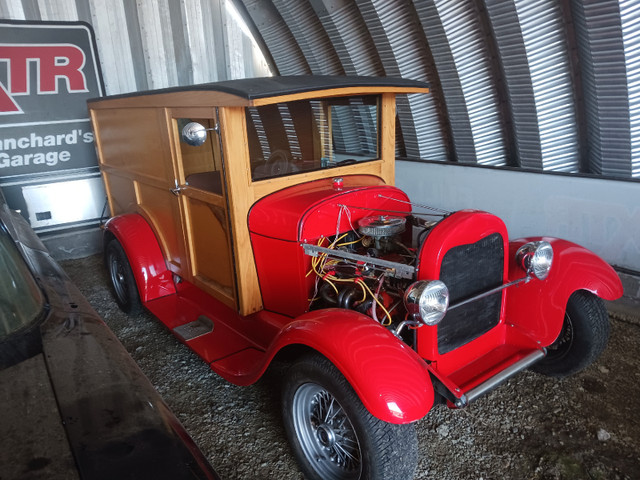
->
[238,0,640,180]
[2,0,640,180]
[0,0,271,95]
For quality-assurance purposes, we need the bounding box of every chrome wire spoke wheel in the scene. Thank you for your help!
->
[292,383,361,480]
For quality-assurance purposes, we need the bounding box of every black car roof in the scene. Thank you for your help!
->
[90,75,429,103]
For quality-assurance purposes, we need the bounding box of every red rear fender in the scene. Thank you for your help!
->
[104,214,175,302]
[271,309,435,424]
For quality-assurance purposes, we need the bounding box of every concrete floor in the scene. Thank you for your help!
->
[62,254,640,480]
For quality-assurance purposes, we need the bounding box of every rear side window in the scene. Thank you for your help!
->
[0,227,44,337]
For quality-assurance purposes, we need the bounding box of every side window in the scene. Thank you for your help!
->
[331,100,378,162]
[0,227,43,336]
[246,95,380,181]
[177,118,223,195]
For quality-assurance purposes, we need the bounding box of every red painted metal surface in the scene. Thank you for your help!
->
[249,175,388,240]
[104,214,175,302]
[249,233,310,316]
[415,210,509,282]
[414,210,509,362]
[256,309,435,424]
[410,211,622,394]
[504,236,623,346]
[147,281,433,424]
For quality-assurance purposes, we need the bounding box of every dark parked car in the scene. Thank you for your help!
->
[0,189,220,480]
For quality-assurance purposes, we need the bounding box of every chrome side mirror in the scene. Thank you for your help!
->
[181,122,210,146]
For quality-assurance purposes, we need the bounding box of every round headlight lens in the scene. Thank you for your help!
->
[516,241,553,280]
[404,280,449,326]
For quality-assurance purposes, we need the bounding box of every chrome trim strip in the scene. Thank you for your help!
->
[302,243,416,279]
[448,275,530,311]
[457,349,547,407]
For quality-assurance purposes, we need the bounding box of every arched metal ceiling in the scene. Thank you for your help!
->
[239,0,640,180]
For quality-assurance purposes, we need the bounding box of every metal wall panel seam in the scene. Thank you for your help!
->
[0,0,25,18]
[20,0,40,20]
[272,0,343,75]
[514,0,580,172]
[37,0,78,21]
[311,0,384,77]
[240,0,310,75]
[122,0,149,92]
[183,0,213,84]
[87,0,137,94]
[136,0,177,89]
[620,0,640,177]
[357,0,447,161]
[204,0,226,82]
[485,0,543,169]
[169,0,194,86]
[226,1,248,79]
[415,0,476,165]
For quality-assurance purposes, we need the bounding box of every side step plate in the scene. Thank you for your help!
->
[173,316,214,342]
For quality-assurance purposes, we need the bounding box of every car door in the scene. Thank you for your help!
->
[169,108,237,310]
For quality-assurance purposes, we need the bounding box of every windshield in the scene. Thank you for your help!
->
[0,226,44,336]
[247,95,379,181]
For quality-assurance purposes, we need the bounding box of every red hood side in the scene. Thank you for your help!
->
[248,175,411,241]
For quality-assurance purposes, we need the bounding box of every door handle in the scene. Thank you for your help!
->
[170,179,184,196]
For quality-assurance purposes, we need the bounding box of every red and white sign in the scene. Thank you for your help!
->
[1,44,89,114]
[0,21,104,178]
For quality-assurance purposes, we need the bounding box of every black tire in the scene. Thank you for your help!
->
[105,238,143,315]
[531,290,609,378]
[282,354,418,480]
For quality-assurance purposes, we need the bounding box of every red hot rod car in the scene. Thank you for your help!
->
[88,76,622,480]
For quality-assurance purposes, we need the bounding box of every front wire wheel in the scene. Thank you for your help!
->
[532,290,610,378]
[293,383,361,479]
[282,354,418,480]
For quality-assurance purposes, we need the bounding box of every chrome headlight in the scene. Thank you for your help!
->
[516,241,553,280]
[403,280,449,326]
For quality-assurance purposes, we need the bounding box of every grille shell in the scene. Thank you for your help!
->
[437,233,504,354]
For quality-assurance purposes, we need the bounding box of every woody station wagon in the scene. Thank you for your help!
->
[88,76,622,480]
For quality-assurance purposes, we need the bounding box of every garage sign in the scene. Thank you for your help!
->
[0,21,104,178]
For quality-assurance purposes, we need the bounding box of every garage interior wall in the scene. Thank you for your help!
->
[0,0,271,93]
[1,0,638,273]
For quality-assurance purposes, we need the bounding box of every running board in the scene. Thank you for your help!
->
[454,349,546,408]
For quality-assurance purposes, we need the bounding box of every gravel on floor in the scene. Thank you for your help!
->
[61,254,640,480]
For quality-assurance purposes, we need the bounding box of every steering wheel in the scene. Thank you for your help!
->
[266,150,298,176]
[335,158,358,166]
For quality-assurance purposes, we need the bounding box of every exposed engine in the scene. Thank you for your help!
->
[305,213,440,337]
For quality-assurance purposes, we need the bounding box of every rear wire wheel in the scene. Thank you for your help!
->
[105,238,143,315]
[282,354,418,480]
[532,290,609,378]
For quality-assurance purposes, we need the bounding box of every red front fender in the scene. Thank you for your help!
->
[506,237,622,345]
[104,214,175,303]
[270,309,434,424]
